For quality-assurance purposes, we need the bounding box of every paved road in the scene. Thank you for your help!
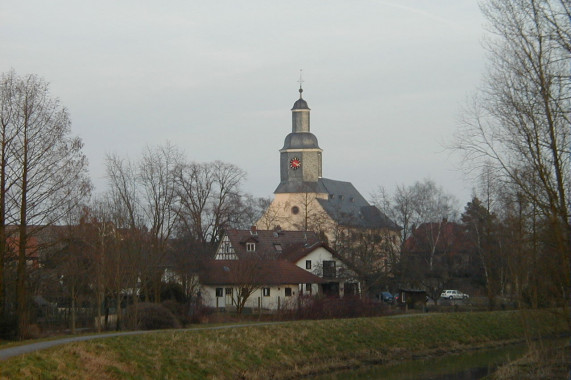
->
[0,321,285,361]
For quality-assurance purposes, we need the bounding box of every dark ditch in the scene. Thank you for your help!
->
[309,338,566,380]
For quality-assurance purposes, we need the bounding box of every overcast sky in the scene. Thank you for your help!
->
[1,1,486,207]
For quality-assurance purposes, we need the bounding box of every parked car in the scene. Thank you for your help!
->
[440,289,469,300]
[380,291,394,304]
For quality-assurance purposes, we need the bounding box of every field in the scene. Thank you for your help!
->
[0,309,568,379]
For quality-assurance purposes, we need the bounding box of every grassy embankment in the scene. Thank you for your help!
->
[0,309,568,379]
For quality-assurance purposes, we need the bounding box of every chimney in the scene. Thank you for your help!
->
[250,226,257,236]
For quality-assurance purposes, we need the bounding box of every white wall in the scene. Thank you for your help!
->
[201,284,302,311]
[295,246,360,297]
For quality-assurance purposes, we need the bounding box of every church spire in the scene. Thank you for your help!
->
[298,69,304,98]
[291,74,310,132]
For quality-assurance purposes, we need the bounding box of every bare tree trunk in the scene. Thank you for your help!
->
[71,283,76,334]
[16,124,29,339]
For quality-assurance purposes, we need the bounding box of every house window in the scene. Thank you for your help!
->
[306,260,311,269]
[323,260,336,278]
[345,283,358,296]
[216,288,223,297]
[305,283,312,294]
[246,242,256,252]
[262,288,270,297]
[225,288,233,295]
[291,206,300,215]
[223,242,231,253]
[284,288,292,297]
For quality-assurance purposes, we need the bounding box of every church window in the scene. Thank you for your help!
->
[246,242,256,252]
[291,206,300,215]
[306,260,311,269]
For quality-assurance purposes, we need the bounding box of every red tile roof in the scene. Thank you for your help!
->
[404,221,471,254]
[223,228,321,259]
[199,259,325,286]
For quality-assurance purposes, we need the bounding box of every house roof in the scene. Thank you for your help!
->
[199,259,326,286]
[404,221,471,254]
[279,241,339,264]
[223,228,320,259]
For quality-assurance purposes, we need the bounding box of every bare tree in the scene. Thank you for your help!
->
[226,259,264,314]
[208,161,247,245]
[0,70,21,318]
[373,179,458,270]
[138,143,183,302]
[175,160,247,247]
[461,197,502,308]
[0,70,90,338]
[453,0,570,306]
[255,197,281,230]
[105,154,141,230]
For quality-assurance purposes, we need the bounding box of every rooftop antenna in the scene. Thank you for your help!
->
[297,69,304,98]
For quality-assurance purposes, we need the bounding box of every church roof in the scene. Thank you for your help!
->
[317,178,399,230]
[274,180,329,194]
[282,132,320,150]
[292,97,309,110]
[274,177,399,230]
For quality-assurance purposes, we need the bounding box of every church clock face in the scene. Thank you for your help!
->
[289,157,301,170]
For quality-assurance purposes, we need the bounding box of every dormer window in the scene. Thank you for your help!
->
[274,243,282,252]
[246,242,256,252]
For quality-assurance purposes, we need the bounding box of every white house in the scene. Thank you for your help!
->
[199,228,360,311]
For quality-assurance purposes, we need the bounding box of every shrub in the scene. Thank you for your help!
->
[0,316,17,340]
[124,302,181,330]
[161,283,188,303]
[285,295,382,320]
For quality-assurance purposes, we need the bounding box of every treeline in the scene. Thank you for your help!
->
[0,70,270,339]
[378,0,570,311]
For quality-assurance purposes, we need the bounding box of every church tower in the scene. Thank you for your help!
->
[258,85,400,247]
[274,87,323,194]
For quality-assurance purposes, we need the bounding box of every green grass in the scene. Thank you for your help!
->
[0,309,568,379]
